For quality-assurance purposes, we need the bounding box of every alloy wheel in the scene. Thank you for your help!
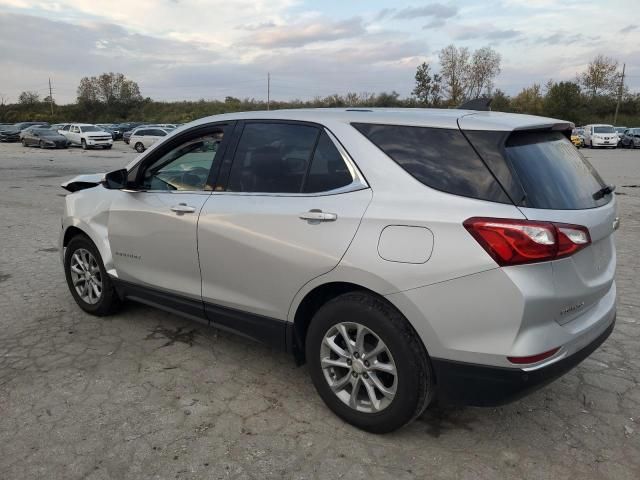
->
[320,322,397,413]
[69,248,103,305]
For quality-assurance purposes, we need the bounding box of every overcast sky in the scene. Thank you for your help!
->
[0,0,638,104]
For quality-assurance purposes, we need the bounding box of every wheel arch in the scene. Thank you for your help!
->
[290,281,427,366]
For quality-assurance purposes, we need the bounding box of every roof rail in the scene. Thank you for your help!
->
[457,97,492,111]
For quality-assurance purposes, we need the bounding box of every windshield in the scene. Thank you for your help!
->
[80,126,102,132]
[593,126,615,134]
[505,131,609,210]
[614,127,626,133]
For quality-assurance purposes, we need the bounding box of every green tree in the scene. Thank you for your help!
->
[490,89,511,112]
[512,84,544,115]
[412,62,442,106]
[543,81,583,122]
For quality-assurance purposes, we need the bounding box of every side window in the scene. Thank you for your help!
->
[302,132,353,193]
[136,130,146,136]
[150,129,166,136]
[62,125,70,131]
[227,123,319,193]
[140,129,225,191]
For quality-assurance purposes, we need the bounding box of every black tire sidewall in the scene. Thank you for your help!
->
[306,293,431,433]
[64,235,118,316]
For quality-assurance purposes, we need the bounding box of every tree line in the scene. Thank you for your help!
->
[1,49,637,126]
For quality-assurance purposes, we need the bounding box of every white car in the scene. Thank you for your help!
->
[129,127,173,152]
[60,123,113,150]
[583,124,617,149]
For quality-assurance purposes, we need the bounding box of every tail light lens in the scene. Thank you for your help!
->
[464,217,591,266]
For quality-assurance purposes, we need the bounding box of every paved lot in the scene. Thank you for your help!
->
[0,141,639,479]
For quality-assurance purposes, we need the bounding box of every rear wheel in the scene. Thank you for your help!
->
[135,142,145,153]
[306,292,433,433]
[39,140,44,148]
[64,235,121,316]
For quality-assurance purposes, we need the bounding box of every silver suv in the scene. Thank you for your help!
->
[60,109,617,433]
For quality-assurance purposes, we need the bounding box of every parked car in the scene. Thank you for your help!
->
[620,128,640,148]
[20,127,68,148]
[129,127,173,152]
[0,124,21,142]
[583,124,617,148]
[60,109,617,433]
[14,121,50,132]
[96,124,123,140]
[571,128,584,147]
[614,126,627,146]
[60,123,113,149]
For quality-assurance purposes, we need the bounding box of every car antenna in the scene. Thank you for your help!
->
[457,97,493,111]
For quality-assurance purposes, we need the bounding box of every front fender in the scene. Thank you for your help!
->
[60,186,117,277]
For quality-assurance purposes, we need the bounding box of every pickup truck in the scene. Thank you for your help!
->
[59,123,113,149]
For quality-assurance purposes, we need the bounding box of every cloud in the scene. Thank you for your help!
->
[393,4,458,20]
[620,24,638,34]
[452,24,521,41]
[240,17,366,48]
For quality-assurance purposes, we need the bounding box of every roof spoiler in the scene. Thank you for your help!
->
[457,97,492,111]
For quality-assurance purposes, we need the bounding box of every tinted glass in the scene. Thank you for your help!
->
[505,131,608,210]
[302,132,353,193]
[141,131,224,191]
[227,123,319,193]
[353,123,509,203]
[593,126,614,134]
[80,126,101,132]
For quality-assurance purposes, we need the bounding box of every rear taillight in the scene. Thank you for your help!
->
[464,217,591,266]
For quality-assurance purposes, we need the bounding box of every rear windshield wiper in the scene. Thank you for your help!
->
[593,184,615,200]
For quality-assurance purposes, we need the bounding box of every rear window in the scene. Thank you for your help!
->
[352,123,509,203]
[505,131,609,210]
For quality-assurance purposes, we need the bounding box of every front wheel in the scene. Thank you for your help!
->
[21,138,27,147]
[39,140,45,149]
[64,235,121,316]
[306,292,433,433]
[134,142,145,153]
[81,138,88,150]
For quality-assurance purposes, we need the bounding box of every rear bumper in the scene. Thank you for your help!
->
[431,317,615,406]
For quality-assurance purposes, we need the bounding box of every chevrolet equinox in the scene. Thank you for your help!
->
[60,109,617,433]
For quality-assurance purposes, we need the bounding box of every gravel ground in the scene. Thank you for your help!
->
[0,141,638,479]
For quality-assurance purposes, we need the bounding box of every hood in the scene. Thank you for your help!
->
[61,173,105,192]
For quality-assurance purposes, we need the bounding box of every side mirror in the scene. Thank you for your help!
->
[103,169,129,190]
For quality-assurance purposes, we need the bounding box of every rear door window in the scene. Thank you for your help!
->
[505,131,609,209]
[352,123,510,203]
[227,123,319,193]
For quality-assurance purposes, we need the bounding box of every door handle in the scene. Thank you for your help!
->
[170,203,196,214]
[299,210,338,222]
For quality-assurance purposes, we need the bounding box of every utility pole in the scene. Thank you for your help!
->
[267,72,270,110]
[613,63,625,125]
[48,77,54,116]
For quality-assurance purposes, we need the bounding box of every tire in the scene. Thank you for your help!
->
[39,140,44,149]
[21,138,27,147]
[105,145,112,150]
[64,235,121,316]
[81,138,87,150]
[306,292,433,433]
[135,142,145,153]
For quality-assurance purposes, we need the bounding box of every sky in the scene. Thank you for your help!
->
[0,0,638,104]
